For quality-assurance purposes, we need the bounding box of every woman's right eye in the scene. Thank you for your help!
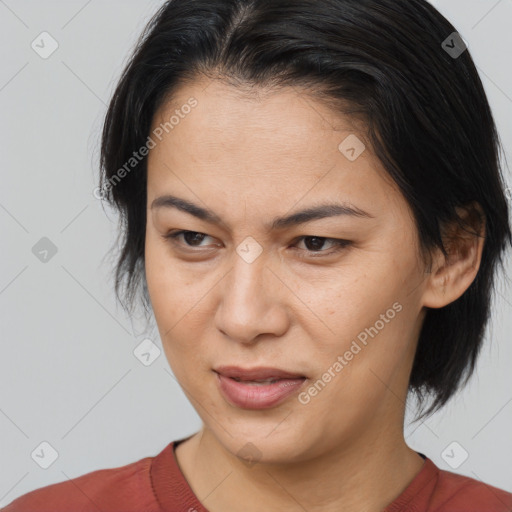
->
[163,230,218,248]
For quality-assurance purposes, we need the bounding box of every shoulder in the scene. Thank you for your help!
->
[430,464,512,511]
[1,453,156,512]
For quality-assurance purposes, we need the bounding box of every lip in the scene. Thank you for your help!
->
[214,366,307,409]
[214,366,306,380]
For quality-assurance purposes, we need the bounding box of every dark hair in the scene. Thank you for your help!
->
[99,0,512,421]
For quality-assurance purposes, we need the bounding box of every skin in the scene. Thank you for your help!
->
[144,77,485,512]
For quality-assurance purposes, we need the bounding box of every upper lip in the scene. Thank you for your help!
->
[214,366,306,381]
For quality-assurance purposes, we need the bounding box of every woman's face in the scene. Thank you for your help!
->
[145,78,431,463]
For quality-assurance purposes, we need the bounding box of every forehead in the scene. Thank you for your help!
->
[151,77,359,154]
[146,77,403,219]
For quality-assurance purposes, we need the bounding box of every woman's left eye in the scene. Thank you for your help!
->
[293,236,351,257]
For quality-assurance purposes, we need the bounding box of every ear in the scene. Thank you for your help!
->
[422,202,486,309]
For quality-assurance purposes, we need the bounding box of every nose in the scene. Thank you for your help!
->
[214,252,290,344]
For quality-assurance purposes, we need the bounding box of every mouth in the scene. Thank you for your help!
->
[230,377,286,385]
[213,366,307,409]
[214,365,307,381]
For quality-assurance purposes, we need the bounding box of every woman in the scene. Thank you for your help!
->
[4,0,512,510]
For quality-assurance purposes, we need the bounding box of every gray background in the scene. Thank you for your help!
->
[0,0,511,506]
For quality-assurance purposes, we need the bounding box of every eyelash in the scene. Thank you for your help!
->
[163,230,351,258]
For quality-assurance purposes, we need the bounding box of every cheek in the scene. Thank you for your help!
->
[144,235,216,367]
[294,269,375,333]
[145,236,193,338]
[301,256,416,364]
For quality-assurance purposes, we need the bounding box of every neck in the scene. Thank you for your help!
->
[175,423,425,512]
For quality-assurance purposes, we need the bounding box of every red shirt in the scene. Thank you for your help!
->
[2,438,512,512]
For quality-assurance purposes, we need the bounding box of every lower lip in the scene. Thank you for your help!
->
[216,373,306,409]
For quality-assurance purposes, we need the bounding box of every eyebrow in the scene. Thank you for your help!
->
[150,194,374,231]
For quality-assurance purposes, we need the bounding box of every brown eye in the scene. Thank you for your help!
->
[293,236,351,257]
[163,230,217,248]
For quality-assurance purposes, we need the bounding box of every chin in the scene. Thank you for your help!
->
[209,418,314,466]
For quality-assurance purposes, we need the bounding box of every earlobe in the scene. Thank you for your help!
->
[422,203,486,309]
